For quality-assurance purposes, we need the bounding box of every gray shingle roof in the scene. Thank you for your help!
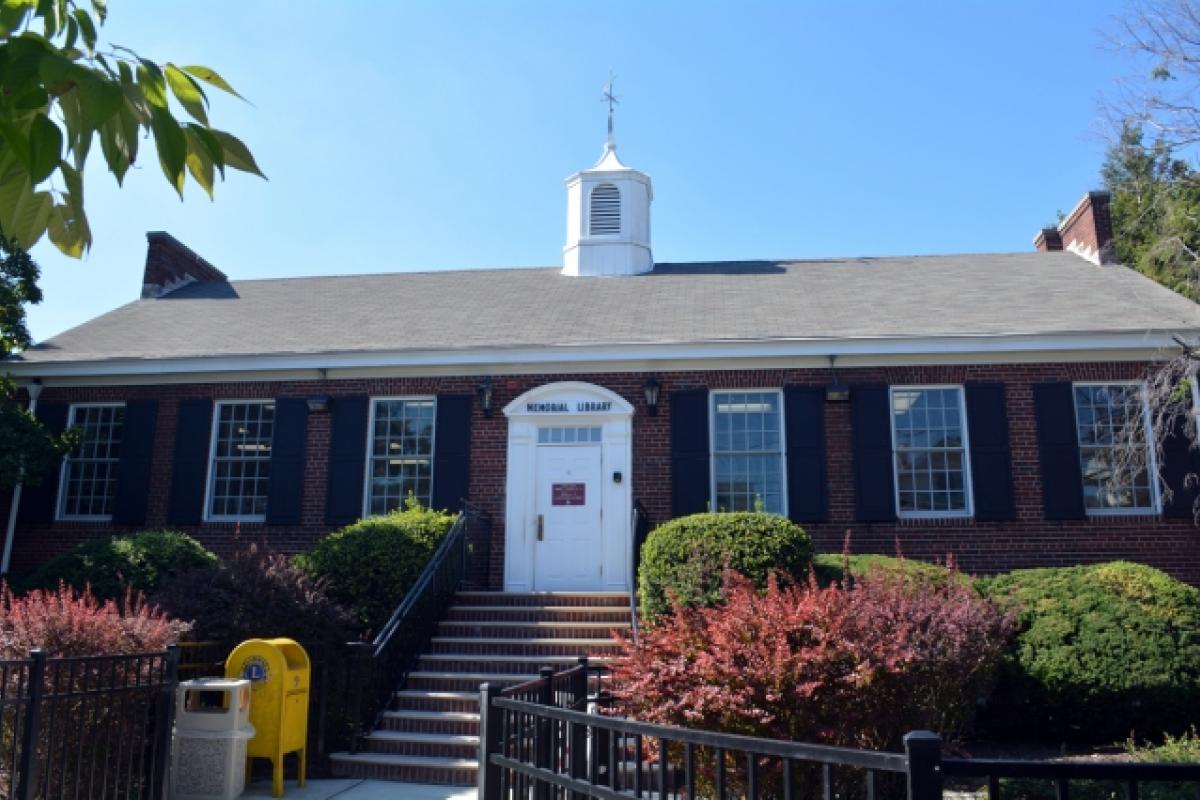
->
[14,252,1200,365]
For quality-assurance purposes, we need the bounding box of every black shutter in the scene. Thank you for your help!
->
[1161,413,1200,518]
[965,383,1016,521]
[1033,382,1086,520]
[671,389,710,517]
[784,386,826,522]
[112,400,158,526]
[19,402,69,523]
[265,398,309,525]
[325,395,369,526]
[167,399,213,525]
[851,385,897,522]
[431,395,472,513]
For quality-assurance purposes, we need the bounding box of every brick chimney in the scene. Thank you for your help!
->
[1034,191,1115,265]
[141,232,228,298]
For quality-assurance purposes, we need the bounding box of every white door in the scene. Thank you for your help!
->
[534,444,604,590]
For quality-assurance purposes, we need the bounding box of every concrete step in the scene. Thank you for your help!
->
[392,690,479,714]
[446,605,631,623]
[417,653,613,675]
[439,620,630,639]
[406,670,538,692]
[428,636,624,657]
[363,730,480,758]
[379,709,480,735]
[328,752,477,785]
[453,591,630,608]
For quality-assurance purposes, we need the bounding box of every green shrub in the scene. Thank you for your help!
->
[1129,727,1200,763]
[153,543,359,648]
[296,499,458,633]
[26,530,217,600]
[811,552,964,587]
[637,512,812,623]
[979,562,1200,743]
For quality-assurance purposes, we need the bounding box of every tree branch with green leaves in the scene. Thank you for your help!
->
[0,0,265,256]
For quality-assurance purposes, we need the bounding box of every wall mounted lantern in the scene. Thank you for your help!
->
[478,379,495,418]
[643,378,661,416]
[306,395,331,413]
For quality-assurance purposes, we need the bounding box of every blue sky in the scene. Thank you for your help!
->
[26,1,1135,342]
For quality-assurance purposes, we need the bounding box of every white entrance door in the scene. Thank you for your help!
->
[534,444,604,591]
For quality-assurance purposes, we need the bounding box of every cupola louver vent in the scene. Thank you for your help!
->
[589,183,621,235]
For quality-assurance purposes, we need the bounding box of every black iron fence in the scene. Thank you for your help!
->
[479,660,1200,800]
[0,647,178,800]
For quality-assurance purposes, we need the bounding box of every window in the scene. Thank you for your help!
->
[367,398,435,515]
[711,391,785,514]
[589,183,620,235]
[890,386,972,517]
[59,404,124,519]
[206,401,274,521]
[1073,383,1158,513]
[537,426,602,444]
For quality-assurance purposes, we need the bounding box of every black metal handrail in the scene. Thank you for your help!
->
[942,756,1200,800]
[372,510,469,657]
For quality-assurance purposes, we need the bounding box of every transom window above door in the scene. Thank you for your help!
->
[538,426,602,444]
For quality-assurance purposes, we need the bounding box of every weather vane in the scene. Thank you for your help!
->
[602,70,619,146]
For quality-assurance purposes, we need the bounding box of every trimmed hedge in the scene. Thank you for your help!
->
[811,552,963,587]
[296,500,458,633]
[979,561,1200,743]
[25,530,217,600]
[637,512,812,623]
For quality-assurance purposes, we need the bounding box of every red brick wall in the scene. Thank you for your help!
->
[11,361,1200,587]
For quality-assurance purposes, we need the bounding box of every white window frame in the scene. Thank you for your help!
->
[709,389,789,516]
[203,399,275,523]
[889,384,974,520]
[362,396,438,517]
[1072,380,1161,516]
[56,402,125,522]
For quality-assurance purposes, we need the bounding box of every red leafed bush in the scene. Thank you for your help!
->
[614,563,1015,751]
[0,581,189,658]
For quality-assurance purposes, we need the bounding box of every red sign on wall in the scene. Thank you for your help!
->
[552,483,586,506]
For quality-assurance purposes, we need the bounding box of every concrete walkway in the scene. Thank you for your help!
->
[243,779,477,799]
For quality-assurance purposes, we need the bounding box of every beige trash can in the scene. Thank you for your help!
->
[172,678,256,800]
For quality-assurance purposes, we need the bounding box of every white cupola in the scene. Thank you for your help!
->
[562,117,653,276]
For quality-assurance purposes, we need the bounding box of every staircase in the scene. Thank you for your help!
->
[330,591,631,785]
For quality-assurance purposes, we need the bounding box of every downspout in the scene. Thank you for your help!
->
[2,380,43,576]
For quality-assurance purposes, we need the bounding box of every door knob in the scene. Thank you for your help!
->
[537,514,544,541]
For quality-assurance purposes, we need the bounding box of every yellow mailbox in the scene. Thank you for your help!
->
[226,638,310,798]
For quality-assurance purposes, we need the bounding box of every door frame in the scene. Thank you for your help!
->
[503,382,633,592]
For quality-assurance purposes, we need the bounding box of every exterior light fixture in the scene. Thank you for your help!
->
[643,378,660,416]
[306,395,331,413]
[825,356,849,402]
[478,379,494,418]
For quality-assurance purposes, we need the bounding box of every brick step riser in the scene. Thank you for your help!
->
[392,696,479,714]
[438,624,628,640]
[407,675,528,692]
[364,739,478,759]
[330,761,477,786]
[428,640,623,657]
[454,593,630,608]
[378,717,479,736]
[446,608,630,623]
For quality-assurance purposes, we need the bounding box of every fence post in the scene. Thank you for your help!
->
[478,683,502,800]
[16,648,46,800]
[904,730,943,800]
[535,666,555,800]
[151,645,180,800]
[570,657,588,799]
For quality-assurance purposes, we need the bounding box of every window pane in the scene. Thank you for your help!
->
[368,399,436,513]
[208,402,274,520]
[1074,384,1154,511]
[61,405,125,518]
[892,387,969,515]
[712,392,784,514]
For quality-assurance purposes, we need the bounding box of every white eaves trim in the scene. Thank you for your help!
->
[5,330,1194,384]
